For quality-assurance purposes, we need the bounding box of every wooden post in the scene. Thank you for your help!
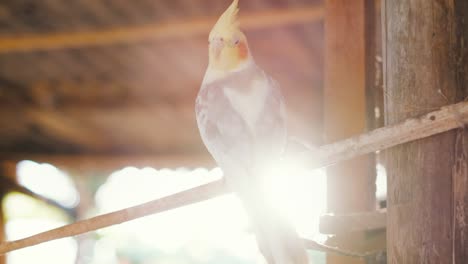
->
[0,198,5,264]
[324,1,377,263]
[383,0,468,262]
[0,164,8,264]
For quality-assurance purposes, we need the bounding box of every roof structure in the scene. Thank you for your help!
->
[0,0,324,166]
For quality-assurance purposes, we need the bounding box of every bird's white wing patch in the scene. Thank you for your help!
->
[223,79,269,131]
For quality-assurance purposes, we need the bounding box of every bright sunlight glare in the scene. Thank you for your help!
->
[92,164,326,263]
[6,219,77,264]
[7,159,326,263]
[3,193,77,264]
[376,163,387,200]
[16,160,79,207]
[260,160,327,238]
[94,166,260,263]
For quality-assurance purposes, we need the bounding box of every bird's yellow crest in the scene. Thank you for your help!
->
[208,0,249,71]
[209,0,240,40]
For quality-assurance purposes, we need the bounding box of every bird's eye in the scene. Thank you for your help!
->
[234,39,240,45]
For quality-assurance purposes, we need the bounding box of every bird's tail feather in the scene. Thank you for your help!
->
[238,190,309,264]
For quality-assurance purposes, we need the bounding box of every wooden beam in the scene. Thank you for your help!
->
[324,1,376,263]
[0,196,4,264]
[1,154,215,173]
[319,210,386,234]
[24,109,112,151]
[0,6,324,53]
[319,208,387,263]
[324,0,375,212]
[0,165,7,264]
[383,0,468,263]
[304,239,384,259]
[0,194,4,262]
[3,99,468,172]
[0,105,204,154]
[3,100,468,172]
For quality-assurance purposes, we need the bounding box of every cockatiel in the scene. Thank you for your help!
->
[195,1,309,263]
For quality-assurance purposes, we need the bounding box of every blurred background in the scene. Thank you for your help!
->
[0,0,329,263]
[0,0,323,155]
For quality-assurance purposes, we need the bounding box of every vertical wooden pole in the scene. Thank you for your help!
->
[324,1,377,263]
[0,163,7,264]
[450,2,468,261]
[368,0,384,132]
[452,3,468,262]
[383,0,468,263]
[0,199,5,264]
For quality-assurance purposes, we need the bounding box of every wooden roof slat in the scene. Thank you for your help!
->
[0,5,324,53]
[1,154,216,172]
[1,104,201,152]
[24,108,112,151]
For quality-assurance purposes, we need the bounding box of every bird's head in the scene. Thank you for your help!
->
[208,0,251,72]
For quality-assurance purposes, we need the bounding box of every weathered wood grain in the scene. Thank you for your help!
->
[383,0,468,263]
[312,101,468,168]
[452,1,468,261]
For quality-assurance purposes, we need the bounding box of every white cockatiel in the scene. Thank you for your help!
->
[195,1,309,263]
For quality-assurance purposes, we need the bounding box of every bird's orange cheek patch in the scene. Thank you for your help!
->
[238,42,248,60]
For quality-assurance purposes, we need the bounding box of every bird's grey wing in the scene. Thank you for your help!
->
[254,73,288,159]
[195,83,253,174]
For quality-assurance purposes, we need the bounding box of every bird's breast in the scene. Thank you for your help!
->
[223,79,269,130]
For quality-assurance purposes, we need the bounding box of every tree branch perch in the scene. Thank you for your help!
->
[0,179,228,254]
[1,100,468,255]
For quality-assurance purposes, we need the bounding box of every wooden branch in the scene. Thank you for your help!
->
[304,239,385,258]
[319,210,387,234]
[0,6,323,53]
[309,100,468,168]
[1,101,467,254]
[0,179,227,254]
